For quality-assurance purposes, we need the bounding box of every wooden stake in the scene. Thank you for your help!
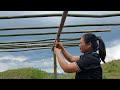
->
[53,52,57,79]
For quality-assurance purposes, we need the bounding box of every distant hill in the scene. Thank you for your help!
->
[0,68,54,79]
[0,60,120,79]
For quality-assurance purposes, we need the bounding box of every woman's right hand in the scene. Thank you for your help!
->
[55,42,65,51]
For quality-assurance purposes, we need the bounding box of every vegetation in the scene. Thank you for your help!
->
[0,68,54,79]
[0,60,120,79]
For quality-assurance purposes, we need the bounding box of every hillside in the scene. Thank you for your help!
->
[102,60,120,79]
[0,68,54,79]
[0,60,120,79]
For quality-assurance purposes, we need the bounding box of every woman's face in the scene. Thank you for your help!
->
[79,36,92,53]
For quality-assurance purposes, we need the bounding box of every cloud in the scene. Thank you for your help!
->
[105,39,120,62]
[0,63,10,72]
[0,55,28,62]
[0,56,64,73]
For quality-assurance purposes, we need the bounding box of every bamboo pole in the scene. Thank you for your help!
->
[0,29,111,37]
[0,38,81,45]
[0,47,52,52]
[0,43,80,49]
[0,38,55,44]
[0,24,118,31]
[2,44,79,49]
[0,13,120,19]
[52,11,68,79]
[0,45,78,52]
[53,52,57,79]
[0,36,102,45]
[0,37,87,45]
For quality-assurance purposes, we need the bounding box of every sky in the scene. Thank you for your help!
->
[0,11,120,73]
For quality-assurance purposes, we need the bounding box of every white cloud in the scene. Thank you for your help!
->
[30,57,64,73]
[0,63,10,72]
[105,40,120,62]
[0,55,28,62]
[0,56,64,73]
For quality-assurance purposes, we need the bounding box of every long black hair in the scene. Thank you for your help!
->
[82,33,106,63]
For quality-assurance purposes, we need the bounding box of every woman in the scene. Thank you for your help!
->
[54,33,106,79]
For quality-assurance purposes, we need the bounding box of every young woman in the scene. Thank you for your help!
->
[54,33,106,79]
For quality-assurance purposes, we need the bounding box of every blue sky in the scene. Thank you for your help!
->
[0,11,120,73]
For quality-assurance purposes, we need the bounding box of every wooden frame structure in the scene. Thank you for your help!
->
[1,11,120,79]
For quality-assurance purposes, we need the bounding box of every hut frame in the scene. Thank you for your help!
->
[2,11,120,78]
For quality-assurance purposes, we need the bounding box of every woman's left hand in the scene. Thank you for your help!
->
[54,47,61,54]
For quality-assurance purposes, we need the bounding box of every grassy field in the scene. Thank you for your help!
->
[0,60,120,79]
[102,60,120,79]
[0,68,54,79]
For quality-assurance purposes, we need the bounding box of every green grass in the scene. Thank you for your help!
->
[0,68,54,79]
[0,60,120,79]
[58,73,75,79]
[102,60,120,79]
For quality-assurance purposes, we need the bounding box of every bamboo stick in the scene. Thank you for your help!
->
[56,11,68,42]
[0,46,78,50]
[52,11,68,79]
[0,43,79,49]
[0,38,79,45]
[0,39,55,44]
[0,13,120,19]
[0,24,118,31]
[53,52,57,79]
[0,47,51,52]
[0,36,101,45]
[0,29,111,37]
[0,45,78,52]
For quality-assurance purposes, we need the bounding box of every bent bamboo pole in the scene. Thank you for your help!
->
[0,43,80,49]
[0,13,120,19]
[0,45,78,52]
[0,37,89,45]
[1,35,101,45]
[0,24,119,31]
[0,29,111,37]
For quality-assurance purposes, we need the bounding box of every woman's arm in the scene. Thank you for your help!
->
[54,47,80,73]
[56,42,80,62]
[62,48,80,62]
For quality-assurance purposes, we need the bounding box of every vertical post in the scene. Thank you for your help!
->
[53,52,57,79]
[52,11,68,79]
